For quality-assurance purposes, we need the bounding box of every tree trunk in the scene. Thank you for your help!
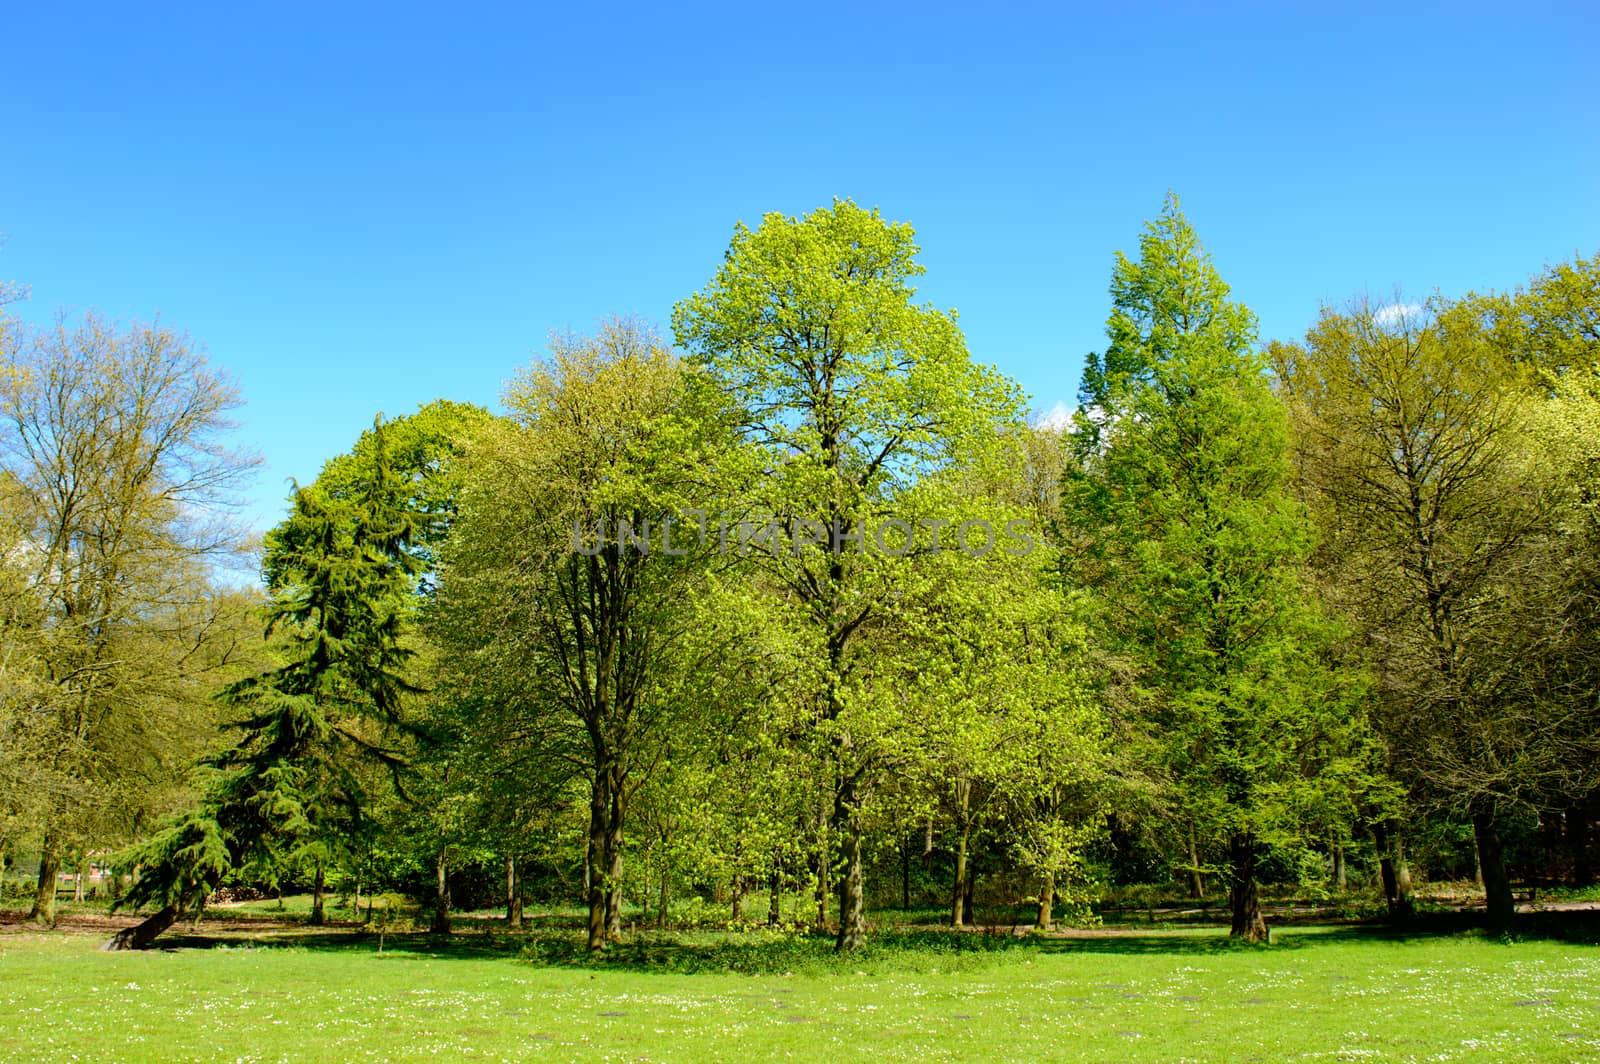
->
[768,866,782,925]
[1473,809,1515,931]
[922,819,934,872]
[1036,871,1055,931]
[506,854,523,930]
[102,905,180,951]
[1228,833,1267,942]
[1392,825,1414,901]
[29,826,60,926]
[962,870,975,926]
[731,874,745,922]
[657,851,670,930]
[604,793,624,943]
[950,779,971,928]
[1187,825,1205,900]
[1332,844,1347,892]
[430,847,451,935]
[582,830,593,904]
[310,860,326,926]
[835,828,866,951]
[1372,821,1409,917]
[950,827,969,928]
[814,805,830,932]
[586,771,609,951]
[902,833,911,910]
[1569,801,1593,886]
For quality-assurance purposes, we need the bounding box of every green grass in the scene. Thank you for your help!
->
[3,916,1599,1061]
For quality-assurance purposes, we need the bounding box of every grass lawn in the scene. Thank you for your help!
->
[2,914,1599,1062]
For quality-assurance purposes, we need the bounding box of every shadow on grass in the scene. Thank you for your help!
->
[152,908,1600,976]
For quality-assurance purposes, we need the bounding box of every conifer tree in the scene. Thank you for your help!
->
[1067,196,1369,941]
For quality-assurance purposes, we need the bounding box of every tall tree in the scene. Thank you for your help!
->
[0,313,257,926]
[105,406,472,948]
[673,200,1022,949]
[1274,293,1589,928]
[1067,196,1367,942]
[437,319,726,951]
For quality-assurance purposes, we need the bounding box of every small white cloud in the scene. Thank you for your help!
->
[1373,302,1422,328]
[1035,401,1074,431]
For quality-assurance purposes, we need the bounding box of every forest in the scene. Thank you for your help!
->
[3,195,1598,955]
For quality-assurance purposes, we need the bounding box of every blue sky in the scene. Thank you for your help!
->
[3,2,1596,533]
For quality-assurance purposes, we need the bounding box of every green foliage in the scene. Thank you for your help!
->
[17,201,1596,960]
[673,200,1029,948]
[113,407,478,921]
[1066,197,1374,931]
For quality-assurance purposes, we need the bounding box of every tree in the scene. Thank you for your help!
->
[106,405,472,948]
[0,313,258,926]
[438,319,726,951]
[672,199,1021,949]
[1066,196,1368,942]
[1445,251,1599,377]
[1274,291,1592,929]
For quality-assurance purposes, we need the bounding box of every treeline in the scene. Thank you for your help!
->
[1,199,1596,950]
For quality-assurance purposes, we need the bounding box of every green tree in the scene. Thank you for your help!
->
[106,406,471,948]
[1067,196,1368,941]
[0,313,258,926]
[672,199,1021,949]
[437,319,727,951]
[1274,292,1589,928]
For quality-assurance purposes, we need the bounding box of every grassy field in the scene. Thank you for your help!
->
[2,908,1599,1062]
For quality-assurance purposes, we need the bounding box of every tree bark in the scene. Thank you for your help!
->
[1332,844,1347,892]
[1372,821,1410,917]
[814,806,830,932]
[29,825,60,926]
[604,775,625,943]
[1036,871,1055,931]
[1392,825,1414,900]
[102,905,181,951]
[1228,833,1267,942]
[310,860,326,926]
[902,833,911,910]
[586,770,610,950]
[1187,825,1205,900]
[657,851,670,929]
[950,779,971,928]
[506,854,523,930]
[768,865,782,925]
[1473,809,1515,931]
[430,847,451,935]
[835,828,866,951]
[582,830,592,903]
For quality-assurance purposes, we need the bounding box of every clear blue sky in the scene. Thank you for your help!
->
[3,2,1596,533]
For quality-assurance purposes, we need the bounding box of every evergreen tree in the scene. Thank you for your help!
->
[107,417,434,948]
[1066,196,1369,941]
